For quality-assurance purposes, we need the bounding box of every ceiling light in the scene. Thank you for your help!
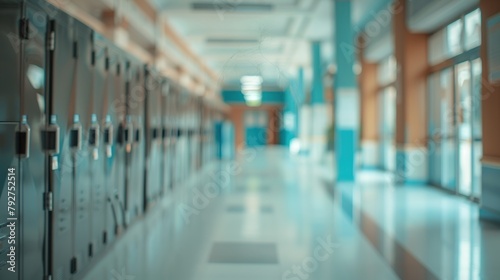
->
[240,75,263,85]
[242,84,261,92]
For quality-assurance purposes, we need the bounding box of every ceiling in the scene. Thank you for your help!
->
[151,0,384,91]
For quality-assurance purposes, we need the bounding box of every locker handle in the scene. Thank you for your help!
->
[88,127,99,147]
[104,126,113,146]
[16,115,30,158]
[69,127,82,150]
[41,115,60,155]
[89,114,100,147]
[135,128,140,143]
[152,127,158,140]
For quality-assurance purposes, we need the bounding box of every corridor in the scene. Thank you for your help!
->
[82,147,499,280]
[2,0,500,279]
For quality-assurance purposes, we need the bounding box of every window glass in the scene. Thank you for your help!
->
[429,29,447,65]
[429,9,482,65]
[465,9,481,50]
[377,56,397,86]
[446,19,463,57]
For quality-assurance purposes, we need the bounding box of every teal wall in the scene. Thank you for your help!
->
[222,90,284,104]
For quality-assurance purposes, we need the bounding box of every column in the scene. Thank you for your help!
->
[334,0,359,182]
[310,41,328,161]
[393,0,428,184]
[358,39,379,169]
[282,85,297,146]
[479,0,500,221]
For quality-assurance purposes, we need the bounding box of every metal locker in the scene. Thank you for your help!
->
[143,67,162,210]
[44,9,82,280]
[171,85,181,188]
[87,30,107,259]
[72,19,93,272]
[106,44,127,240]
[124,59,145,222]
[179,90,190,183]
[0,1,46,279]
[160,79,172,195]
[151,71,163,201]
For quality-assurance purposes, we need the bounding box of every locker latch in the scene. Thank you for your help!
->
[88,114,100,147]
[125,117,134,144]
[103,115,113,158]
[41,115,60,155]
[15,115,30,158]
[69,114,82,151]
[44,191,53,211]
[134,128,140,143]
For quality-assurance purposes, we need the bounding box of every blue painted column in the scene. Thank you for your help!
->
[334,0,359,182]
[282,84,297,146]
[296,67,305,135]
[311,41,324,104]
[309,41,329,160]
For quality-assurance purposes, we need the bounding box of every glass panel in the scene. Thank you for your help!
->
[429,17,469,65]
[438,69,456,191]
[384,87,396,171]
[429,69,456,190]
[428,72,440,185]
[471,59,482,198]
[377,56,397,86]
[465,9,481,50]
[455,61,472,196]
[429,28,448,65]
[447,19,464,57]
[379,86,396,172]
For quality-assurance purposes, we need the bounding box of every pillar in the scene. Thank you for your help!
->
[334,0,359,182]
[393,0,428,184]
[479,0,500,221]
[310,41,328,161]
[358,39,379,169]
[282,85,297,146]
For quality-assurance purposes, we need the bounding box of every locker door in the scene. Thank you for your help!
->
[97,42,123,246]
[0,2,46,279]
[46,12,81,280]
[160,80,171,196]
[145,69,162,205]
[73,20,93,271]
[108,49,126,237]
[87,31,107,259]
[126,62,145,221]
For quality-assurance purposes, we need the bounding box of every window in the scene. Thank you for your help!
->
[377,55,397,86]
[465,9,481,50]
[428,9,481,65]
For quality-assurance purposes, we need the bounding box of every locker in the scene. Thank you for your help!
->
[43,8,96,278]
[143,67,163,210]
[86,30,107,260]
[103,43,126,241]
[160,79,172,194]
[0,2,46,279]
[71,19,93,273]
[124,58,144,222]
[97,40,125,245]
[172,86,184,187]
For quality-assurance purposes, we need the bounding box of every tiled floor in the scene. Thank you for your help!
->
[82,147,500,280]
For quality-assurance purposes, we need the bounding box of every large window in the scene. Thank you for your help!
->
[428,9,481,65]
[377,56,397,86]
[427,8,483,199]
[377,55,397,171]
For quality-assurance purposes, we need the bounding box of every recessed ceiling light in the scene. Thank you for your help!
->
[240,75,263,85]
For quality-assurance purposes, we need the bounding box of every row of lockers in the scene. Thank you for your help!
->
[0,0,222,279]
